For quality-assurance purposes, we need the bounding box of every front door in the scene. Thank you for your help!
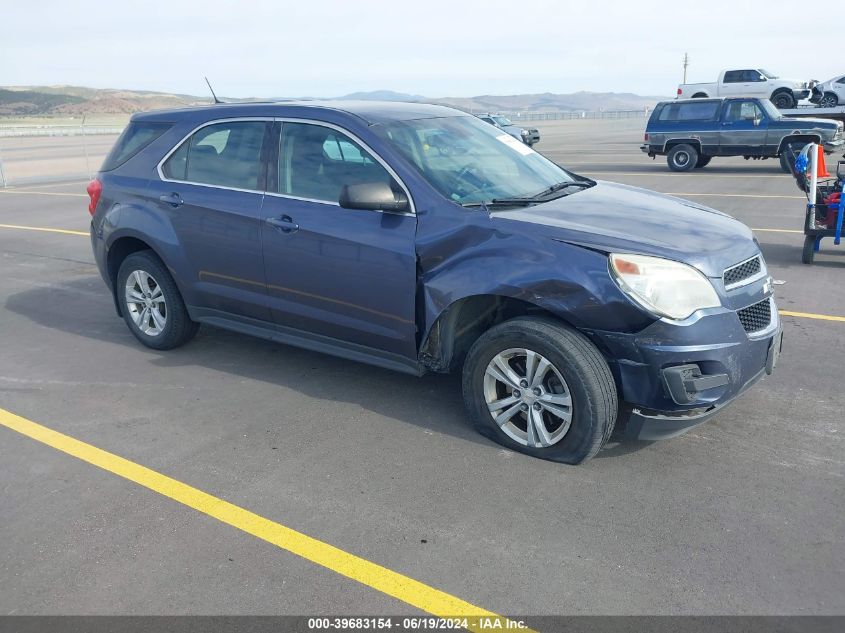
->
[720,100,767,155]
[260,121,419,360]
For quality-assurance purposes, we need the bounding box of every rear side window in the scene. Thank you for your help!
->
[102,121,171,171]
[161,121,267,191]
[657,102,720,122]
[723,71,743,83]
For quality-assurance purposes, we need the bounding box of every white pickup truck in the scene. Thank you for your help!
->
[677,69,810,109]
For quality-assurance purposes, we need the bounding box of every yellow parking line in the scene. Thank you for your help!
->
[0,189,87,197]
[580,170,793,179]
[780,310,845,323]
[0,223,88,237]
[663,192,803,199]
[0,407,521,632]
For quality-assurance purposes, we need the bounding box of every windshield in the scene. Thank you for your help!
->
[759,99,782,119]
[492,116,513,127]
[759,69,779,79]
[373,115,578,205]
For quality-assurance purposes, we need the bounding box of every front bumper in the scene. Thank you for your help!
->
[586,300,782,441]
[823,137,844,153]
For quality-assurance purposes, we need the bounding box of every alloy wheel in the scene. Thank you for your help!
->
[124,270,167,337]
[483,348,574,448]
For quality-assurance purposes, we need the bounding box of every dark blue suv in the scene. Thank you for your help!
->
[88,101,782,463]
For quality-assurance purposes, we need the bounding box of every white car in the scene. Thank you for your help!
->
[677,69,809,109]
[810,74,845,108]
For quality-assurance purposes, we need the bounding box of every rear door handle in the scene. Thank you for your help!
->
[159,192,183,208]
[266,215,299,233]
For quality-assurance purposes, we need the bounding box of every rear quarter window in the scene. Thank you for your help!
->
[657,102,720,122]
[101,121,172,171]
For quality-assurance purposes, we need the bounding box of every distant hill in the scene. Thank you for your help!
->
[0,85,668,118]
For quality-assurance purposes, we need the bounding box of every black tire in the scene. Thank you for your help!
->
[779,151,792,173]
[462,317,618,464]
[116,250,199,350]
[667,144,698,172]
[819,93,839,108]
[771,91,796,109]
[694,155,711,168]
[802,236,816,264]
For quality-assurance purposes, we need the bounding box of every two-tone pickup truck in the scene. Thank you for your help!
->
[641,97,844,172]
[677,69,809,110]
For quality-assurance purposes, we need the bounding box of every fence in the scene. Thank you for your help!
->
[495,109,651,121]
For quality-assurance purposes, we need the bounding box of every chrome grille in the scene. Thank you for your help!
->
[737,298,772,334]
[724,256,762,289]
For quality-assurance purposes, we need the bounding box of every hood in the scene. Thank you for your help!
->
[777,116,841,130]
[493,181,759,278]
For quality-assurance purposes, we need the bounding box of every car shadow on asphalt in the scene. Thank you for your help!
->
[5,275,654,460]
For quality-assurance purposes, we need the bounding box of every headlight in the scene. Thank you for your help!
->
[520,129,529,137]
[609,253,720,320]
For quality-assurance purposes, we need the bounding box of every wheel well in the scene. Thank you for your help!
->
[665,139,701,153]
[778,135,820,154]
[419,295,562,373]
[771,87,792,95]
[691,92,708,98]
[106,236,155,315]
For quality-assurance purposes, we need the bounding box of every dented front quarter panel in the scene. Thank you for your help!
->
[414,199,656,347]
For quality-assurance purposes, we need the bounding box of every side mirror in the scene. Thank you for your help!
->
[339,182,409,213]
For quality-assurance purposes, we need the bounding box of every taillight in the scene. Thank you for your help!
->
[677,87,682,96]
[644,132,649,142]
[87,179,102,216]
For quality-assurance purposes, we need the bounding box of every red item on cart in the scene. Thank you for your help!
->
[822,191,842,228]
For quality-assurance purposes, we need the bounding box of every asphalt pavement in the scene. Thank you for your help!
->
[0,118,842,620]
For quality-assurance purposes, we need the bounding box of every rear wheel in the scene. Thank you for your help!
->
[779,151,792,173]
[667,144,698,172]
[462,317,617,464]
[117,251,199,350]
[691,93,708,99]
[694,155,711,168]
[819,93,839,108]
[802,236,816,264]
[771,91,796,109]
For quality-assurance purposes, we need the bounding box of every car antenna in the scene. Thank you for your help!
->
[204,76,222,104]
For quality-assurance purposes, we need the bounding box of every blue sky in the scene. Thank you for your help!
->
[2,0,838,98]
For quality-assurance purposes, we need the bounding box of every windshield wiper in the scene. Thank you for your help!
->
[461,199,535,208]
[461,181,595,209]
[528,180,593,198]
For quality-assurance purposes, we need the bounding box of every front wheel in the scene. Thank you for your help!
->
[462,317,618,464]
[667,144,698,172]
[771,91,796,109]
[117,251,199,350]
[819,93,839,108]
[802,235,816,264]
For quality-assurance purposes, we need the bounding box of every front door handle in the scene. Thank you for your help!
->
[266,215,299,233]
[159,192,183,208]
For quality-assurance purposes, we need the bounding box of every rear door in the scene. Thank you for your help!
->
[150,118,272,321]
[719,100,766,155]
[260,120,419,360]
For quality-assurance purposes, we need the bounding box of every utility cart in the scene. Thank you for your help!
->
[783,142,845,263]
